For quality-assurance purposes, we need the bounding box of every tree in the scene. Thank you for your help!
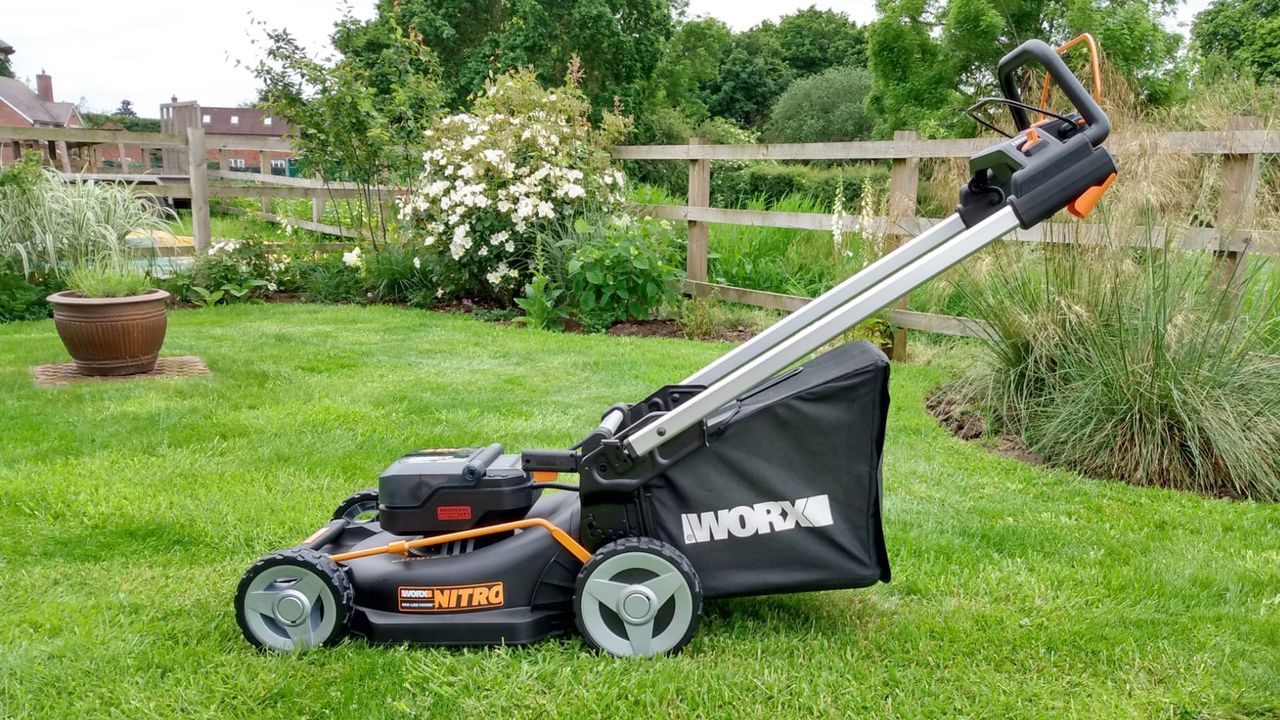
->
[707,31,793,127]
[773,6,867,76]
[0,56,12,79]
[1193,0,1280,82]
[359,0,673,115]
[865,0,1185,138]
[765,66,875,142]
[652,17,733,122]
[251,10,444,246]
[114,99,137,117]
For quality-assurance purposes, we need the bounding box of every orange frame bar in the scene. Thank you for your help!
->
[328,517,592,565]
[1038,33,1103,122]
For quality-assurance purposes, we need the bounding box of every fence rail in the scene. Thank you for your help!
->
[612,118,1274,358]
[2,118,1273,356]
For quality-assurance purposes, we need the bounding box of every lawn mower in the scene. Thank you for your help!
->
[235,37,1117,657]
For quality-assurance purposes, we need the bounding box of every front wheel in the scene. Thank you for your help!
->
[235,548,354,652]
[332,488,379,523]
[573,537,702,657]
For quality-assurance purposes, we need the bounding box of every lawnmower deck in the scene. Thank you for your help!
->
[332,492,581,646]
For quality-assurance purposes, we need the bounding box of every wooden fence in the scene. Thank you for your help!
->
[3,117,1276,356]
[612,116,1278,358]
[0,122,363,245]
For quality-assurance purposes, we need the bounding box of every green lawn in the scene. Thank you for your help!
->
[1,304,1277,719]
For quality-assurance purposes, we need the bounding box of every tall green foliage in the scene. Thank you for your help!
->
[707,32,794,127]
[651,17,733,123]
[250,9,443,246]
[1193,0,1280,83]
[366,0,673,116]
[866,0,1185,137]
[952,234,1280,501]
[765,66,875,142]
[772,7,867,76]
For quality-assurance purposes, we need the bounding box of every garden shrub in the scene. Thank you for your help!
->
[951,233,1280,501]
[0,152,171,277]
[363,245,433,305]
[172,236,298,305]
[296,253,366,304]
[763,66,875,143]
[712,162,889,209]
[562,215,683,331]
[0,265,60,323]
[399,68,629,301]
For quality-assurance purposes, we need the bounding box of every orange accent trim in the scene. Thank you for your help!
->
[531,471,558,483]
[302,526,329,545]
[1067,172,1117,219]
[1038,33,1103,123]
[1022,127,1043,152]
[328,518,592,565]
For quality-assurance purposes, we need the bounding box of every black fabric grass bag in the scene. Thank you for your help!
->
[645,340,892,598]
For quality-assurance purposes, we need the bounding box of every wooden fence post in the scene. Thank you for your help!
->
[217,148,227,172]
[886,130,920,362]
[186,126,212,252]
[1215,116,1261,294]
[259,151,272,213]
[686,137,710,284]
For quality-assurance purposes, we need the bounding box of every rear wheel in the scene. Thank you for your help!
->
[235,548,353,652]
[332,488,379,523]
[573,537,701,657]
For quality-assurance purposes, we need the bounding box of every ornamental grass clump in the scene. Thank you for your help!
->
[0,154,171,277]
[952,223,1280,501]
[399,66,629,300]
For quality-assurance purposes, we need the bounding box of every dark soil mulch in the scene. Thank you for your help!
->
[607,318,757,343]
[926,384,1043,466]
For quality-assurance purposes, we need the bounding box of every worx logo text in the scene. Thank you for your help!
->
[680,494,834,544]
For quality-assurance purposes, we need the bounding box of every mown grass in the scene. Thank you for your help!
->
[1,304,1278,719]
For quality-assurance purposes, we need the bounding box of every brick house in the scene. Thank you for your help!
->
[0,68,84,164]
[162,100,294,174]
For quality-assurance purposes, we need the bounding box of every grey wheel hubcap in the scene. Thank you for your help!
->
[342,501,378,523]
[580,552,693,657]
[242,565,338,651]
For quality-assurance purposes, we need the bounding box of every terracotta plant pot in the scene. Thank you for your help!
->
[47,289,170,376]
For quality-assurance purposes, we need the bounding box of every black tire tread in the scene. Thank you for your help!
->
[234,547,354,650]
[331,488,379,522]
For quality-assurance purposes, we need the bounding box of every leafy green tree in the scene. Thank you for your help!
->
[1193,0,1280,82]
[0,55,12,79]
[765,66,875,142]
[707,31,793,127]
[114,100,137,118]
[866,0,1185,137]
[250,10,444,246]
[773,6,867,76]
[365,0,673,115]
[82,113,162,133]
[652,17,733,122]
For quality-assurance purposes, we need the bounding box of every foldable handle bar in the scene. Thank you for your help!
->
[998,39,1110,147]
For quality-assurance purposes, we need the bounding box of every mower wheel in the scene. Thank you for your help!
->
[573,536,701,658]
[235,548,354,652]
[332,488,379,523]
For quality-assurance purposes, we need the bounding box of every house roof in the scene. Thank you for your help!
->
[199,106,289,136]
[46,101,79,126]
[0,76,60,125]
[0,38,13,56]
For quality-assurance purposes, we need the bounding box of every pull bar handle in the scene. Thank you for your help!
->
[998,38,1110,147]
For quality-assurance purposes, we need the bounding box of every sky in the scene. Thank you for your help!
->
[4,0,1214,118]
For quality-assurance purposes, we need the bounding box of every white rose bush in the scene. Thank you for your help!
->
[398,68,629,299]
